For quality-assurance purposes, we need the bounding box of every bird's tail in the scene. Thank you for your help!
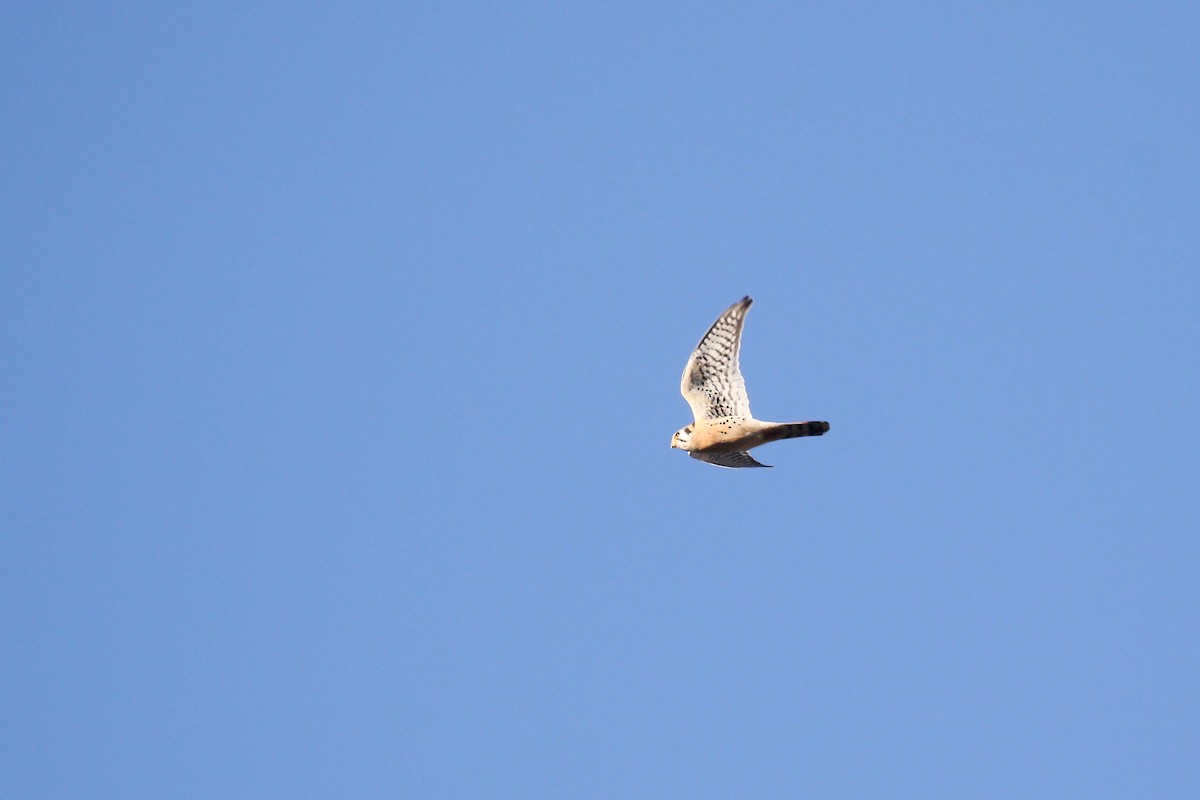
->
[764,421,830,443]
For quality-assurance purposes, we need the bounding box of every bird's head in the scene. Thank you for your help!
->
[670,425,693,451]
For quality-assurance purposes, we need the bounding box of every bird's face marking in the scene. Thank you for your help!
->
[670,425,693,450]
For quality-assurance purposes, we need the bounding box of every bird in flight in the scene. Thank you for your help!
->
[670,296,829,468]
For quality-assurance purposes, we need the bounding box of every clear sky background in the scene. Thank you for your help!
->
[3,3,1198,798]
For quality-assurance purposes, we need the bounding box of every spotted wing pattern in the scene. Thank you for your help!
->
[691,450,770,469]
[680,296,753,421]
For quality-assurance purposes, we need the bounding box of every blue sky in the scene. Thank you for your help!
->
[3,3,1198,797]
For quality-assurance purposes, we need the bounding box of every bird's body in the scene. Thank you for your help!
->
[670,297,829,468]
[682,417,829,453]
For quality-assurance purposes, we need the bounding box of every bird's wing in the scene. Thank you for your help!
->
[690,450,771,469]
[680,296,753,421]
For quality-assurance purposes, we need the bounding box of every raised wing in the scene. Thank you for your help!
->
[680,296,753,421]
[691,450,770,469]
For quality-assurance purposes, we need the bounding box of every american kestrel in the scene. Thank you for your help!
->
[671,296,829,468]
